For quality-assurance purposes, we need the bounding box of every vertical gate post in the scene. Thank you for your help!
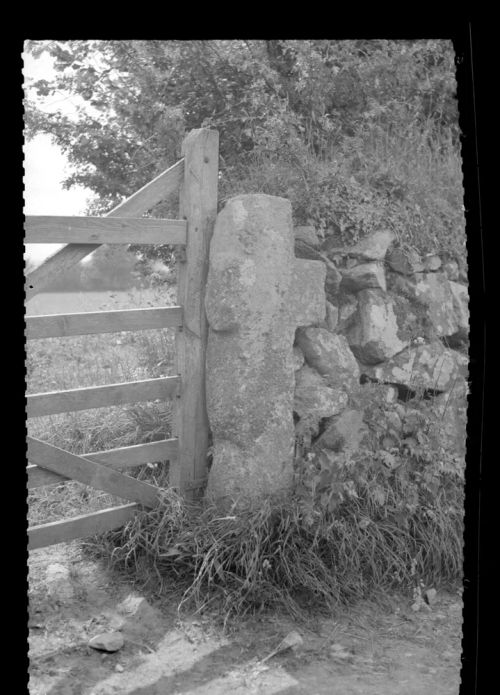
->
[172,129,219,497]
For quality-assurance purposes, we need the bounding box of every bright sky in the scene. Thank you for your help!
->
[23,48,93,266]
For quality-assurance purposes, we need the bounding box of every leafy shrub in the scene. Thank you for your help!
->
[25,39,465,264]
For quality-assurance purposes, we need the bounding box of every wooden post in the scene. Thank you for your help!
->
[172,129,219,497]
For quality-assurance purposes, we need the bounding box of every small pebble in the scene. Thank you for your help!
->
[115,664,124,673]
[425,588,437,605]
[331,644,345,653]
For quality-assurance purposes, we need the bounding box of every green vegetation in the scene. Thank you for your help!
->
[25,41,465,622]
[103,381,463,624]
[24,39,465,266]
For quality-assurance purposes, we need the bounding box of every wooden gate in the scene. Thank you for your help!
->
[26,128,219,550]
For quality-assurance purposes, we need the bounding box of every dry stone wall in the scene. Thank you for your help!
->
[294,224,469,466]
[205,196,468,505]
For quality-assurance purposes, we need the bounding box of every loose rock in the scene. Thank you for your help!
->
[325,262,343,296]
[347,290,408,364]
[425,588,438,606]
[442,260,459,281]
[364,341,468,392]
[294,225,320,247]
[314,408,369,453]
[396,273,469,341]
[424,254,442,271]
[294,365,348,430]
[336,295,358,333]
[295,328,360,391]
[387,248,425,275]
[88,632,124,653]
[292,260,327,328]
[340,262,387,293]
[348,230,395,261]
[262,630,304,663]
[324,301,339,332]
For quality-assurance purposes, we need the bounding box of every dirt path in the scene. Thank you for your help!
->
[28,543,463,695]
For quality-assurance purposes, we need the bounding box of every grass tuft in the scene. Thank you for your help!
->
[101,476,463,629]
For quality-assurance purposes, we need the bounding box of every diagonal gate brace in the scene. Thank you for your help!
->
[27,437,160,508]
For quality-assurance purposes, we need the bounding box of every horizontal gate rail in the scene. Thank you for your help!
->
[26,306,183,339]
[26,128,219,549]
[28,438,179,488]
[27,376,180,418]
[29,503,140,550]
[25,157,184,302]
[28,437,160,507]
[25,216,187,245]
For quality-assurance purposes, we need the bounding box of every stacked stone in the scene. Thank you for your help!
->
[293,225,469,462]
[204,198,468,507]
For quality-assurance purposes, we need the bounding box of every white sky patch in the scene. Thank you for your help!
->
[23,46,94,267]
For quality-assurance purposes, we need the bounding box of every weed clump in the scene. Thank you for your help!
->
[105,441,463,627]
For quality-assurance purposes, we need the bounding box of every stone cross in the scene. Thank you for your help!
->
[204,194,326,504]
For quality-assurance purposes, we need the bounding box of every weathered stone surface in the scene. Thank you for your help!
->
[45,564,74,603]
[292,259,327,327]
[325,261,343,296]
[425,588,438,606]
[340,262,387,293]
[442,260,459,281]
[423,254,442,271]
[294,225,320,247]
[293,345,305,371]
[295,328,360,392]
[294,240,341,296]
[314,409,369,452]
[88,632,124,653]
[387,248,425,275]
[348,230,395,261]
[380,385,399,404]
[324,301,339,332]
[402,273,469,339]
[294,365,348,427]
[347,290,408,365]
[448,281,469,343]
[336,295,358,333]
[364,342,468,392]
[205,194,325,504]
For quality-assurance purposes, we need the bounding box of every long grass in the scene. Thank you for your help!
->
[220,112,465,263]
[100,472,463,629]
